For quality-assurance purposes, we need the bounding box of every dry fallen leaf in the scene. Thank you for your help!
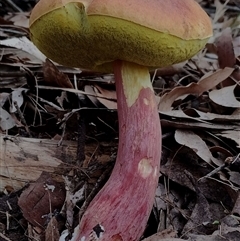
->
[232,193,240,216]
[43,59,73,88]
[185,108,240,121]
[159,67,234,112]
[142,236,182,241]
[1,36,46,62]
[143,238,183,241]
[212,0,228,25]
[188,232,240,241]
[182,179,213,236]
[0,93,9,107]
[94,85,117,109]
[0,107,15,130]
[228,171,240,186]
[18,172,65,228]
[10,88,27,112]
[45,216,60,241]
[84,85,100,107]
[175,130,222,166]
[216,130,240,148]
[7,12,30,28]
[209,84,240,108]
[233,36,240,57]
[215,27,236,69]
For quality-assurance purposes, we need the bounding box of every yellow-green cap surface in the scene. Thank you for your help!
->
[29,0,212,71]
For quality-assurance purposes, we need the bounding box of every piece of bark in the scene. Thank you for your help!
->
[0,133,77,192]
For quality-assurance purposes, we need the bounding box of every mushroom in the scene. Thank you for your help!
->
[29,0,212,240]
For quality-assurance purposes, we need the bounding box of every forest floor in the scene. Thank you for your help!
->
[0,0,239,241]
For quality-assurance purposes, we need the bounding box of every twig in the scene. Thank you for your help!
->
[58,121,66,147]
[97,116,116,133]
[77,112,86,167]
[0,71,26,78]
[197,164,226,183]
[13,101,32,137]
[4,0,23,12]
[198,153,240,182]
[0,232,12,241]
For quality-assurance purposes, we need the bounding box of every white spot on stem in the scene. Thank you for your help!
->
[138,158,153,178]
[143,98,149,105]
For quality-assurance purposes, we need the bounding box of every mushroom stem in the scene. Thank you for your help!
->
[73,60,161,241]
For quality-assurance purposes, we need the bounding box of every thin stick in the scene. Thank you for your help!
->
[13,101,32,137]
[4,0,23,12]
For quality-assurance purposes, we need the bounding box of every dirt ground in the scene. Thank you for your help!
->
[0,0,240,241]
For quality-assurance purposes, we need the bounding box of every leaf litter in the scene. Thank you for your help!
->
[0,0,240,241]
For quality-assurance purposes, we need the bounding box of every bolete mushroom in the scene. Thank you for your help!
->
[29,0,212,240]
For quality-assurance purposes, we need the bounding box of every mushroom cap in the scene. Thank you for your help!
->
[29,0,212,71]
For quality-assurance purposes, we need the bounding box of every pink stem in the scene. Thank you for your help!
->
[74,60,161,241]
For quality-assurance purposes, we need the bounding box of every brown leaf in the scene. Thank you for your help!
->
[142,229,177,241]
[18,172,65,229]
[161,158,237,206]
[188,233,237,241]
[43,59,73,88]
[216,27,236,69]
[232,193,240,216]
[143,236,182,241]
[94,85,117,109]
[182,181,213,236]
[159,67,234,112]
[84,85,99,107]
[45,217,60,241]
[229,172,240,186]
